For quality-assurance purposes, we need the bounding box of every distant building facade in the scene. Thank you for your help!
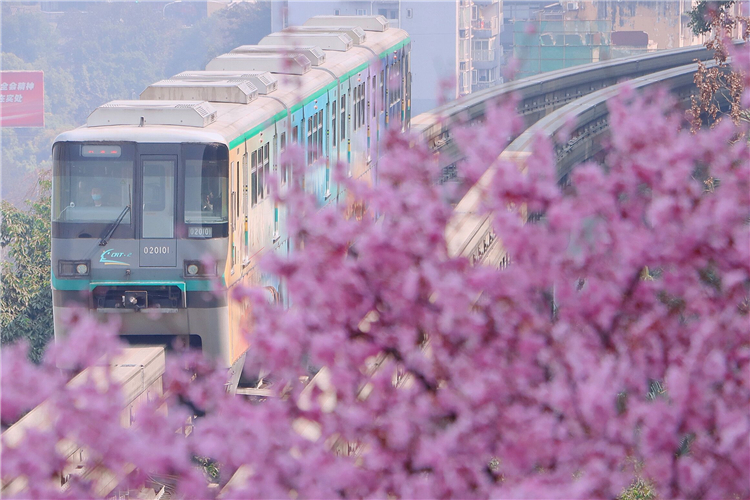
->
[503,0,715,80]
[272,0,503,115]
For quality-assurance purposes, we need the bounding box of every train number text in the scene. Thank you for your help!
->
[143,246,171,255]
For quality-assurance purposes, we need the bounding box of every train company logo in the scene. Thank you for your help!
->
[100,249,133,266]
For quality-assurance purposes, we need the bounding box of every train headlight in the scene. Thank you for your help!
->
[184,260,216,277]
[59,260,90,277]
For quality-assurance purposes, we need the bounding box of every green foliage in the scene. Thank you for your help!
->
[687,0,735,36]
[1,288,54,364]
[166,2,271,76]
[1,175,53,362]
[620,478,656,500]
[0,7,59,62]
[54,2,180,123]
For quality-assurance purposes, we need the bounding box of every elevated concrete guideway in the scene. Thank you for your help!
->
[413,42,743,186]
[429,42,743,267]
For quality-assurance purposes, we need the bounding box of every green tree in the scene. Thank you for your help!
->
[687,0,749,130]
[688,0,736,37]
[55,2,181,121]
[1,174,53,362]
[0,5,58,63]
[166,2,271,76]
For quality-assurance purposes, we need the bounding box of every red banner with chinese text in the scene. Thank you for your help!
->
[1,71,45,128]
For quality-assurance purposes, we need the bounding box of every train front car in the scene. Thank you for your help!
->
[51,15,410,390]
[51,126,239,376]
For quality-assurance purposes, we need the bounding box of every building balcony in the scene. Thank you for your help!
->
[471,17,499,37]
[472,51,498,70]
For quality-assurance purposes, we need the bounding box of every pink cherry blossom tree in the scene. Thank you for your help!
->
[2,89,748,499]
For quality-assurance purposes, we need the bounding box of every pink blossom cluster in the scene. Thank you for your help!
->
[2,90,748,499]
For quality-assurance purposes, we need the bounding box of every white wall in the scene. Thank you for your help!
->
[278,0,460,115]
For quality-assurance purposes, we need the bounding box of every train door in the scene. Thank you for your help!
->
[140,155,177,267]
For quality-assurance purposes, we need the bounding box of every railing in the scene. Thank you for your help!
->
[473,48,495,62]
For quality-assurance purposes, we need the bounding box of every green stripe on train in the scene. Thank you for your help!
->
[51,273,218,292]
[229,37,411,150]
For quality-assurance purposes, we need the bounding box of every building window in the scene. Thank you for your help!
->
[334,9,340,15]
[378,8,398,20]
[356,8,366,15]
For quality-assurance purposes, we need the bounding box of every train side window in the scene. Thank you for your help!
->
[280,132,287,184]
[313,113,319,161]
[258,146,265,200]
[359,83,366,127]
[352,85,360,130]
[380,70,385,111]
[307,117,313,165]
[372,75,377,118]
[263,143,270,196]
[318,110,323,158]
[360,83,366,126]
[332,101,337,147]
[242,152,248,217]
[251,151,258,207]
[292,125,298,144]
[340,95,346,141]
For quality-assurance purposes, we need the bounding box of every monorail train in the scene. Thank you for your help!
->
[51,16,411,388]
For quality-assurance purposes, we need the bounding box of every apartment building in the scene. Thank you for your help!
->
[274,0,503,115]
[503,0,711,79]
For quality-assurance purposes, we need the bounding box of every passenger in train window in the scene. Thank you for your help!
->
[91,187,104,207]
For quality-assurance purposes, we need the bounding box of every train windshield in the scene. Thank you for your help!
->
[52,143,134,224]
[184,143,228,224]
